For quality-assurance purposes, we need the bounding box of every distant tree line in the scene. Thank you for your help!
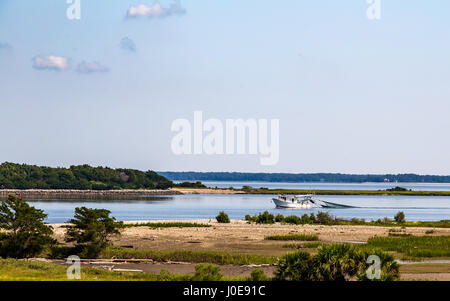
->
[0,162,173,190]
[158,172,450,183]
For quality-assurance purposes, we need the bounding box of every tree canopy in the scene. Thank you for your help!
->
[0,162,173,190]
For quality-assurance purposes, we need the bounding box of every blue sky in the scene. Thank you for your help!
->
[1,0,450,174]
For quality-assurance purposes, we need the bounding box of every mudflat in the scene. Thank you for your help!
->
[51,220,450,257]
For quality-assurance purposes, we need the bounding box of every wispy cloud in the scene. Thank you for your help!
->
[76,61,109,74]
[120,37,137,52]
[126,1,185,19]
[32,55,70,71]
[0,42,12,50]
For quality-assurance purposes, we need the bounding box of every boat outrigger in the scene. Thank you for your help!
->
[272,194,356,209]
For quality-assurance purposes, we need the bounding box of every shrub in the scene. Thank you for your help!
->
[315,212,335,225]
[274,244,400,281]
[275,214,285,223]
[284,215,302,225]
[382,217,392,224]
[313,244,361,281]
[190,264,223,281]
[247,268,271,281]
[216,211,230,223]
[256,211,275,224]
[301,214,313,224]
[274,251,316,281]
[350,218,366,225]
[394,212,406,223]
[65,207,123,258]
[244,215,256,223]
[0,195,56,258]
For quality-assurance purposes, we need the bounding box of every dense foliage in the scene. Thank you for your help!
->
[394,211,406,223]
[246,211,337,225]
[274,244,400,281]
[245,211,275,224]
[65,207,123,258]
[216,211,230,223]
[0,162,173,190]
[174,181,207,188]
[159,171,450,183]
[0,195,56,258]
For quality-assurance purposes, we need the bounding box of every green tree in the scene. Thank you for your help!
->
[65,207,123,258]
[394,211,405,223]
[0,195,56,258]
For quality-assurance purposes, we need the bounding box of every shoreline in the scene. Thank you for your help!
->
[0,189,182,198]
[2,187,450,197]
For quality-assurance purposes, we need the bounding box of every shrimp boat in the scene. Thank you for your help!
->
[272,194,356,209]
[272,194,318,209]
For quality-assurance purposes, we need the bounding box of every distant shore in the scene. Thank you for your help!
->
[2,187,450,198]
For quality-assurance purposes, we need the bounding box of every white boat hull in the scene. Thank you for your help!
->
[272,198,312,209]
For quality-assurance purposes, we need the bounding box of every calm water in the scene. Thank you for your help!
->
[197,181,450,191]
[29,193,450,224]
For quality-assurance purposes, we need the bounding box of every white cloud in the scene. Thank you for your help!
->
[76,61,109,74]
[120,37,137,52]
[32,55,70,71]
[126,1,185,19]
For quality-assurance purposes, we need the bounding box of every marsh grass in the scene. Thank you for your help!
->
[334,219,450,228]
[101,247,277,265]
[124,222,211,228]
[249,188,450,196]
[357,236,450,259]
[265,234,319,241]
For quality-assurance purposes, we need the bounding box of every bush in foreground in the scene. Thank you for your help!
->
[190,264,223,281]
[0,195,56,258]
[216,211,230,223]
[274,244,400,281]
[247,269,271,281]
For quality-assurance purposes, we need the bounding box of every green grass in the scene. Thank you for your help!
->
[247,188,450,196]
[265,234,319,241]
[101,247,277,265]
[0,259,253,281]
[124,222,211,228]
[357,236,450,259]
[339,220,450,228]
[0,259,174,281]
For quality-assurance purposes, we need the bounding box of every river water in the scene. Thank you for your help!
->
[198,181,450,191]
[25,187,450,223]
